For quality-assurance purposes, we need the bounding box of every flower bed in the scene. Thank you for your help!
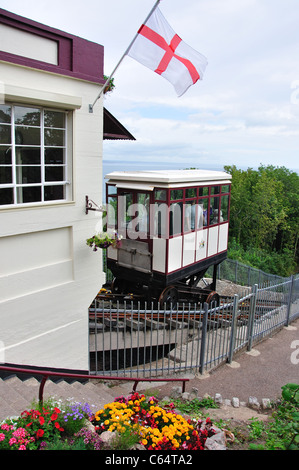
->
[93,392,214,450]
[0,394,215,451]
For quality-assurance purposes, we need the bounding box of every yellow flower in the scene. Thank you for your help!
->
[141,439,148,446]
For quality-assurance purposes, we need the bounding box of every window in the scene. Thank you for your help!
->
[0,104,71,206]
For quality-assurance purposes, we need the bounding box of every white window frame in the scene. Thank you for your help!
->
[0,103,72,208]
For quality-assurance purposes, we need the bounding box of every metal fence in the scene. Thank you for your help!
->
[89,274,299,377]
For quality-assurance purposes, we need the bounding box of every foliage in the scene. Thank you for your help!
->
[60,402,94,435]
[224,164,299,275]
[86,231,122,251]
[92,392,215,450]
[248,383,299,450]
[169,396,218,416]
[103,75,115,94]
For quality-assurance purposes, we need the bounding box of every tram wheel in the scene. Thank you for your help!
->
[206,291,220,307]
[158,286,178,308]
[111,278,127,295]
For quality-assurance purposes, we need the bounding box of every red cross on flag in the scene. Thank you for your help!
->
[127,7,208,97]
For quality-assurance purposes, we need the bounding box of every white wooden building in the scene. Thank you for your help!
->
[0,8,112,372]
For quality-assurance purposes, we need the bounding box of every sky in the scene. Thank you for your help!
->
[1,0,299,173]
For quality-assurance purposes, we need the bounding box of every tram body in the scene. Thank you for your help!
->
[105,169,232,305]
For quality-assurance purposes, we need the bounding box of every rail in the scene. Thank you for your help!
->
[0,365,189,404]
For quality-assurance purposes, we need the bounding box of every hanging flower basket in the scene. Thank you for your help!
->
[86,232,122,251]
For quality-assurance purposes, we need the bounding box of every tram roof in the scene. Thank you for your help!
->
[105,169,232,190]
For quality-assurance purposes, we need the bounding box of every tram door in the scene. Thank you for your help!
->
[117,190,152,273]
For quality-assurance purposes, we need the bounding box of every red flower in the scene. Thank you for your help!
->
[39,416,45,426]
[36,429,44,439]
[51,413,58,421]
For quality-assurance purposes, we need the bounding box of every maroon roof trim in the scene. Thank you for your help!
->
[0,8,104,85]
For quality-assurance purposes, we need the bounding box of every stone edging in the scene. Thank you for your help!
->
[169,386,273,411]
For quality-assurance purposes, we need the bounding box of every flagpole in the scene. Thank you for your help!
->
[89,0,162,112]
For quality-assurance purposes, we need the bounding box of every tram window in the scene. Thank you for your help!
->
[107,184,117,196]
[185,187,197,198]
[155,189,167,201]
[135,192,150,234]
[210,197,220,225]
[171,189,183,200]
[153,202,168,237]
[184,201,195,232]
[118,191,133,231]
[199,198,208,228]
[198,186,209,197]
[220,194,229,222]
[221,185,230,194]
[211,186,220,195]
[170,202,182,236]
[107,196,117,227]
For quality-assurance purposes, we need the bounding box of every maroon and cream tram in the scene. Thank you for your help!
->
[105,169,231,306]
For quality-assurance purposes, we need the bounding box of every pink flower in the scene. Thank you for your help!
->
[1,423,12,431]
[19,445,26,450]
[13,428,26,439]
[9,437,17,446]
[0,433,5,442]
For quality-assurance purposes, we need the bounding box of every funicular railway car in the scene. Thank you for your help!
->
[105,169,232,306]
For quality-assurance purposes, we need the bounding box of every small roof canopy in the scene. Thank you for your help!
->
[105,169,232,191]
[104,108,136,141]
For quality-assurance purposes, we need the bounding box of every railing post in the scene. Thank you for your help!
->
[286,275,294,327]
[199,303,209,375]
[227,294,239,364]
[247,284,258,351]
[39,375,49,405]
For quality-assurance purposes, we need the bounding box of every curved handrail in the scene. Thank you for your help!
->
[0,365,188,404]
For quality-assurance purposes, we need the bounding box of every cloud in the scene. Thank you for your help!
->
[2,0,299,171]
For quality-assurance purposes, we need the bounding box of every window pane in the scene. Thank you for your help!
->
[155,189,167,201]
[0,147,12,164]
[107,185,117,196]
[118,192,133,230]
[14,107,40,126]
[211,186,220,195]
[44,110,65,128]
[221,195,229,222]
[210,197,220,225]
[136,192,150,233]
[44,185,64,201]
[45,129,65,147]
[0,125,11,144]
[15,148,40,165]
[17,186,41,203]
[222,185,230,193]
[186,188,197,198]
[170,202,182,235]
[198,186,208,196]
[171,189,183,200]
[0,105,11,123]
[199,198,208,227]
[0,188,13,205]
[153,202,168,237]
[15,127,40,146]
[107,196,117,226]
[45,148,64,164]
[16,166,41,184]
[0,166,12,184]
[45,166,64,182]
